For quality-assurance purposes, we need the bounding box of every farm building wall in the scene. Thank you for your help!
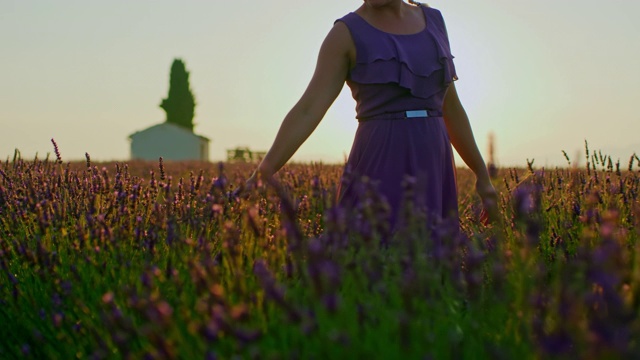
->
[129,123,210,161]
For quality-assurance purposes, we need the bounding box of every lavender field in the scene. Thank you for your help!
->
[1,145,640,359]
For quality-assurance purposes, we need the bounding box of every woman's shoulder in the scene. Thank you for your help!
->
[418,5,448,31]
[332,14,357,37]
[417,3,443,18]
[325,18,357,55]
[333,11,373,44]
[334,12,361,28]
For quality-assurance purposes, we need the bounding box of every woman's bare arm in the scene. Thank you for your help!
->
[442,83,488,180]
[252,22,353,178]
[442,83,499,219]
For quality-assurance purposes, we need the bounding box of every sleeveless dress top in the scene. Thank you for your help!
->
[337,5,458,120]
[336,5,460,229]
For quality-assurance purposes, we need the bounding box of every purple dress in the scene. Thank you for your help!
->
[336,6,459,228]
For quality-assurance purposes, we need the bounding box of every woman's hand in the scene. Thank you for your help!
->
[234,171,268,199]
[476,177,499,225]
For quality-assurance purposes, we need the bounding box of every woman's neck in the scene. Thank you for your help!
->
[359,1,416,20]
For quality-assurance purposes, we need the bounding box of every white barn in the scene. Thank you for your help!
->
[129,123,210,161]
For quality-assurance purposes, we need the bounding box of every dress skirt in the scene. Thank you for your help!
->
[338,115,459,229]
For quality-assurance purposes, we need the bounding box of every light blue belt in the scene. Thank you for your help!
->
[358,109,443,122]
[405,110,429,118]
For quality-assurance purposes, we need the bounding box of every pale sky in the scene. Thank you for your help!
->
[1,0,639,167]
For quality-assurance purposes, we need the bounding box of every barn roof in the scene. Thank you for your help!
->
[129,122,210,142]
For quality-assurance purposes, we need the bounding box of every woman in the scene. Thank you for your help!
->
[249,0,498,228]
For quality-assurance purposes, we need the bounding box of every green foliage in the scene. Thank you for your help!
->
[160,59,196,131]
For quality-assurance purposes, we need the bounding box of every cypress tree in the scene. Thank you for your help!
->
[160,59,196,131]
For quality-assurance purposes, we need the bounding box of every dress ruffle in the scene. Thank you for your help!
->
[349,56,454,100]
[428,9,459,87]
[347,22,457,99]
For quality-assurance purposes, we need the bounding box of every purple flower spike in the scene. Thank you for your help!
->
[512,185,539,219]
[202,321,220,342]
[233,328,262,343]
[322,294,340,313]
[538,331,574,356]
[21,344,30,356]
